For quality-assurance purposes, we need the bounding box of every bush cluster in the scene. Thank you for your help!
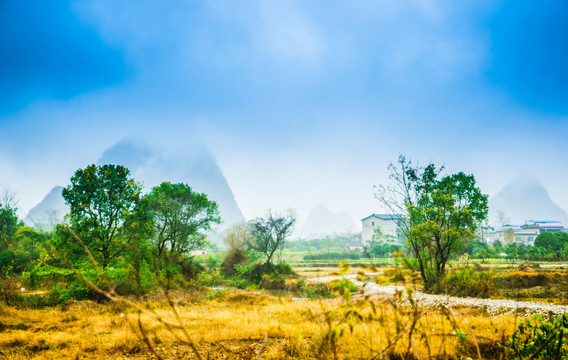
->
[438,266,497,298]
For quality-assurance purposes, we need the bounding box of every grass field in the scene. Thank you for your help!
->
[3,259,568,359]
[0,289,520,360]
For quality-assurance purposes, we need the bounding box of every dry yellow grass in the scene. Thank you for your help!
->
[294,266,364,278]
[0,291,519,359]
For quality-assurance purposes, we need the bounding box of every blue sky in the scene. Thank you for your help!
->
[1,0,567,227]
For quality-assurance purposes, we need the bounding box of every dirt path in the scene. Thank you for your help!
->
[309,274,568,316]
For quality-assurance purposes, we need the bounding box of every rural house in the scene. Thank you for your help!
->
[361,214,405,245]
[489,220,568,246]
[348,233,364,252]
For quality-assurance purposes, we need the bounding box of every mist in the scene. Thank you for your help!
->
[1,0,567,231]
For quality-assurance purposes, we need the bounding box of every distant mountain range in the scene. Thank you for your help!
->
[489,177,568,227]
[25,139,245,229]
[297,203,355,238]
[27,151,567,236]
[24,186,67,230]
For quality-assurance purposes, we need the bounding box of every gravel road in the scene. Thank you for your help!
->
[309,274,568,316]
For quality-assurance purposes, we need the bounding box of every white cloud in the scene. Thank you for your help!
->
[257,1,326,68]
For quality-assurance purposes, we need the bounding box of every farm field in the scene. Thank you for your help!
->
[3,261,568,359]
[0,289,521,360]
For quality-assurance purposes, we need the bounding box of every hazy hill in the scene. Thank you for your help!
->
[24,186,68,230]
[489,177,568,226]
[97,139,245,226]
[25,139,245,229]
[298,203,355,238]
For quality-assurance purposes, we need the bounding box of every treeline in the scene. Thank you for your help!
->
[286,234,403,259]
[301,246,403,261]
[1,164,221,304]
[285,235,352,252]
[0,164,309,306]
[472,232,568,261]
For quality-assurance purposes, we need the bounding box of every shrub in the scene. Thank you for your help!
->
[402,257,421,272]
[221,249,247,276]
[384,267,409,283]
[296,278,334,299]
[0,277,19,305]
[228,275,253,290]
[109,261,157,296]
[261,273,286,290]
[47,282,102,304]
[35,260,158,303]
[494,271,568,290]
[284,278,301,292]
[330,278,359,294]
[235,263,289,284]
[227,262,296,290]
[273,262,295,276]
[439,266,497,298]
[0,249,14,274]
[504,314,568,358]
[197,270,225,287]
[27,265,75,289]
[179,257,204,279]
[205,256,219,270]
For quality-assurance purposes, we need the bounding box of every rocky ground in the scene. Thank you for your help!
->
[309,274,568,316]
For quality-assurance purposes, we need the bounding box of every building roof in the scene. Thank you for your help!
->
[361,213,404,221]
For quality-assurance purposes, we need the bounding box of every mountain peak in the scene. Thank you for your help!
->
[96,138,153,169]
[24,186,67,230]
[489,177,568,226]
[26,139,245,229]
[298,203,355,238]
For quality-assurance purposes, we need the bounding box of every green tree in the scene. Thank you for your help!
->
[492,240,503,251]
[12,226,49,273]
[123,196,155,293]
[535,232,567,253]
[0,205,18,251]
[146,182,220,261]
[62,164,141,269]
[365,228,400,258]
[0,191,22,276]
[367,241,400,258]
[376,155,488,291]
[247,210,296,266]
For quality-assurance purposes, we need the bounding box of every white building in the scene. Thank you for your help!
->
[361,214,405,245]
[190,249,208,256]
[489,220,567,246]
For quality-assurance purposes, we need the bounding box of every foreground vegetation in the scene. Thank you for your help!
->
[0,164,306,307]
[4,257,568,359]
[3,283,568,360]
